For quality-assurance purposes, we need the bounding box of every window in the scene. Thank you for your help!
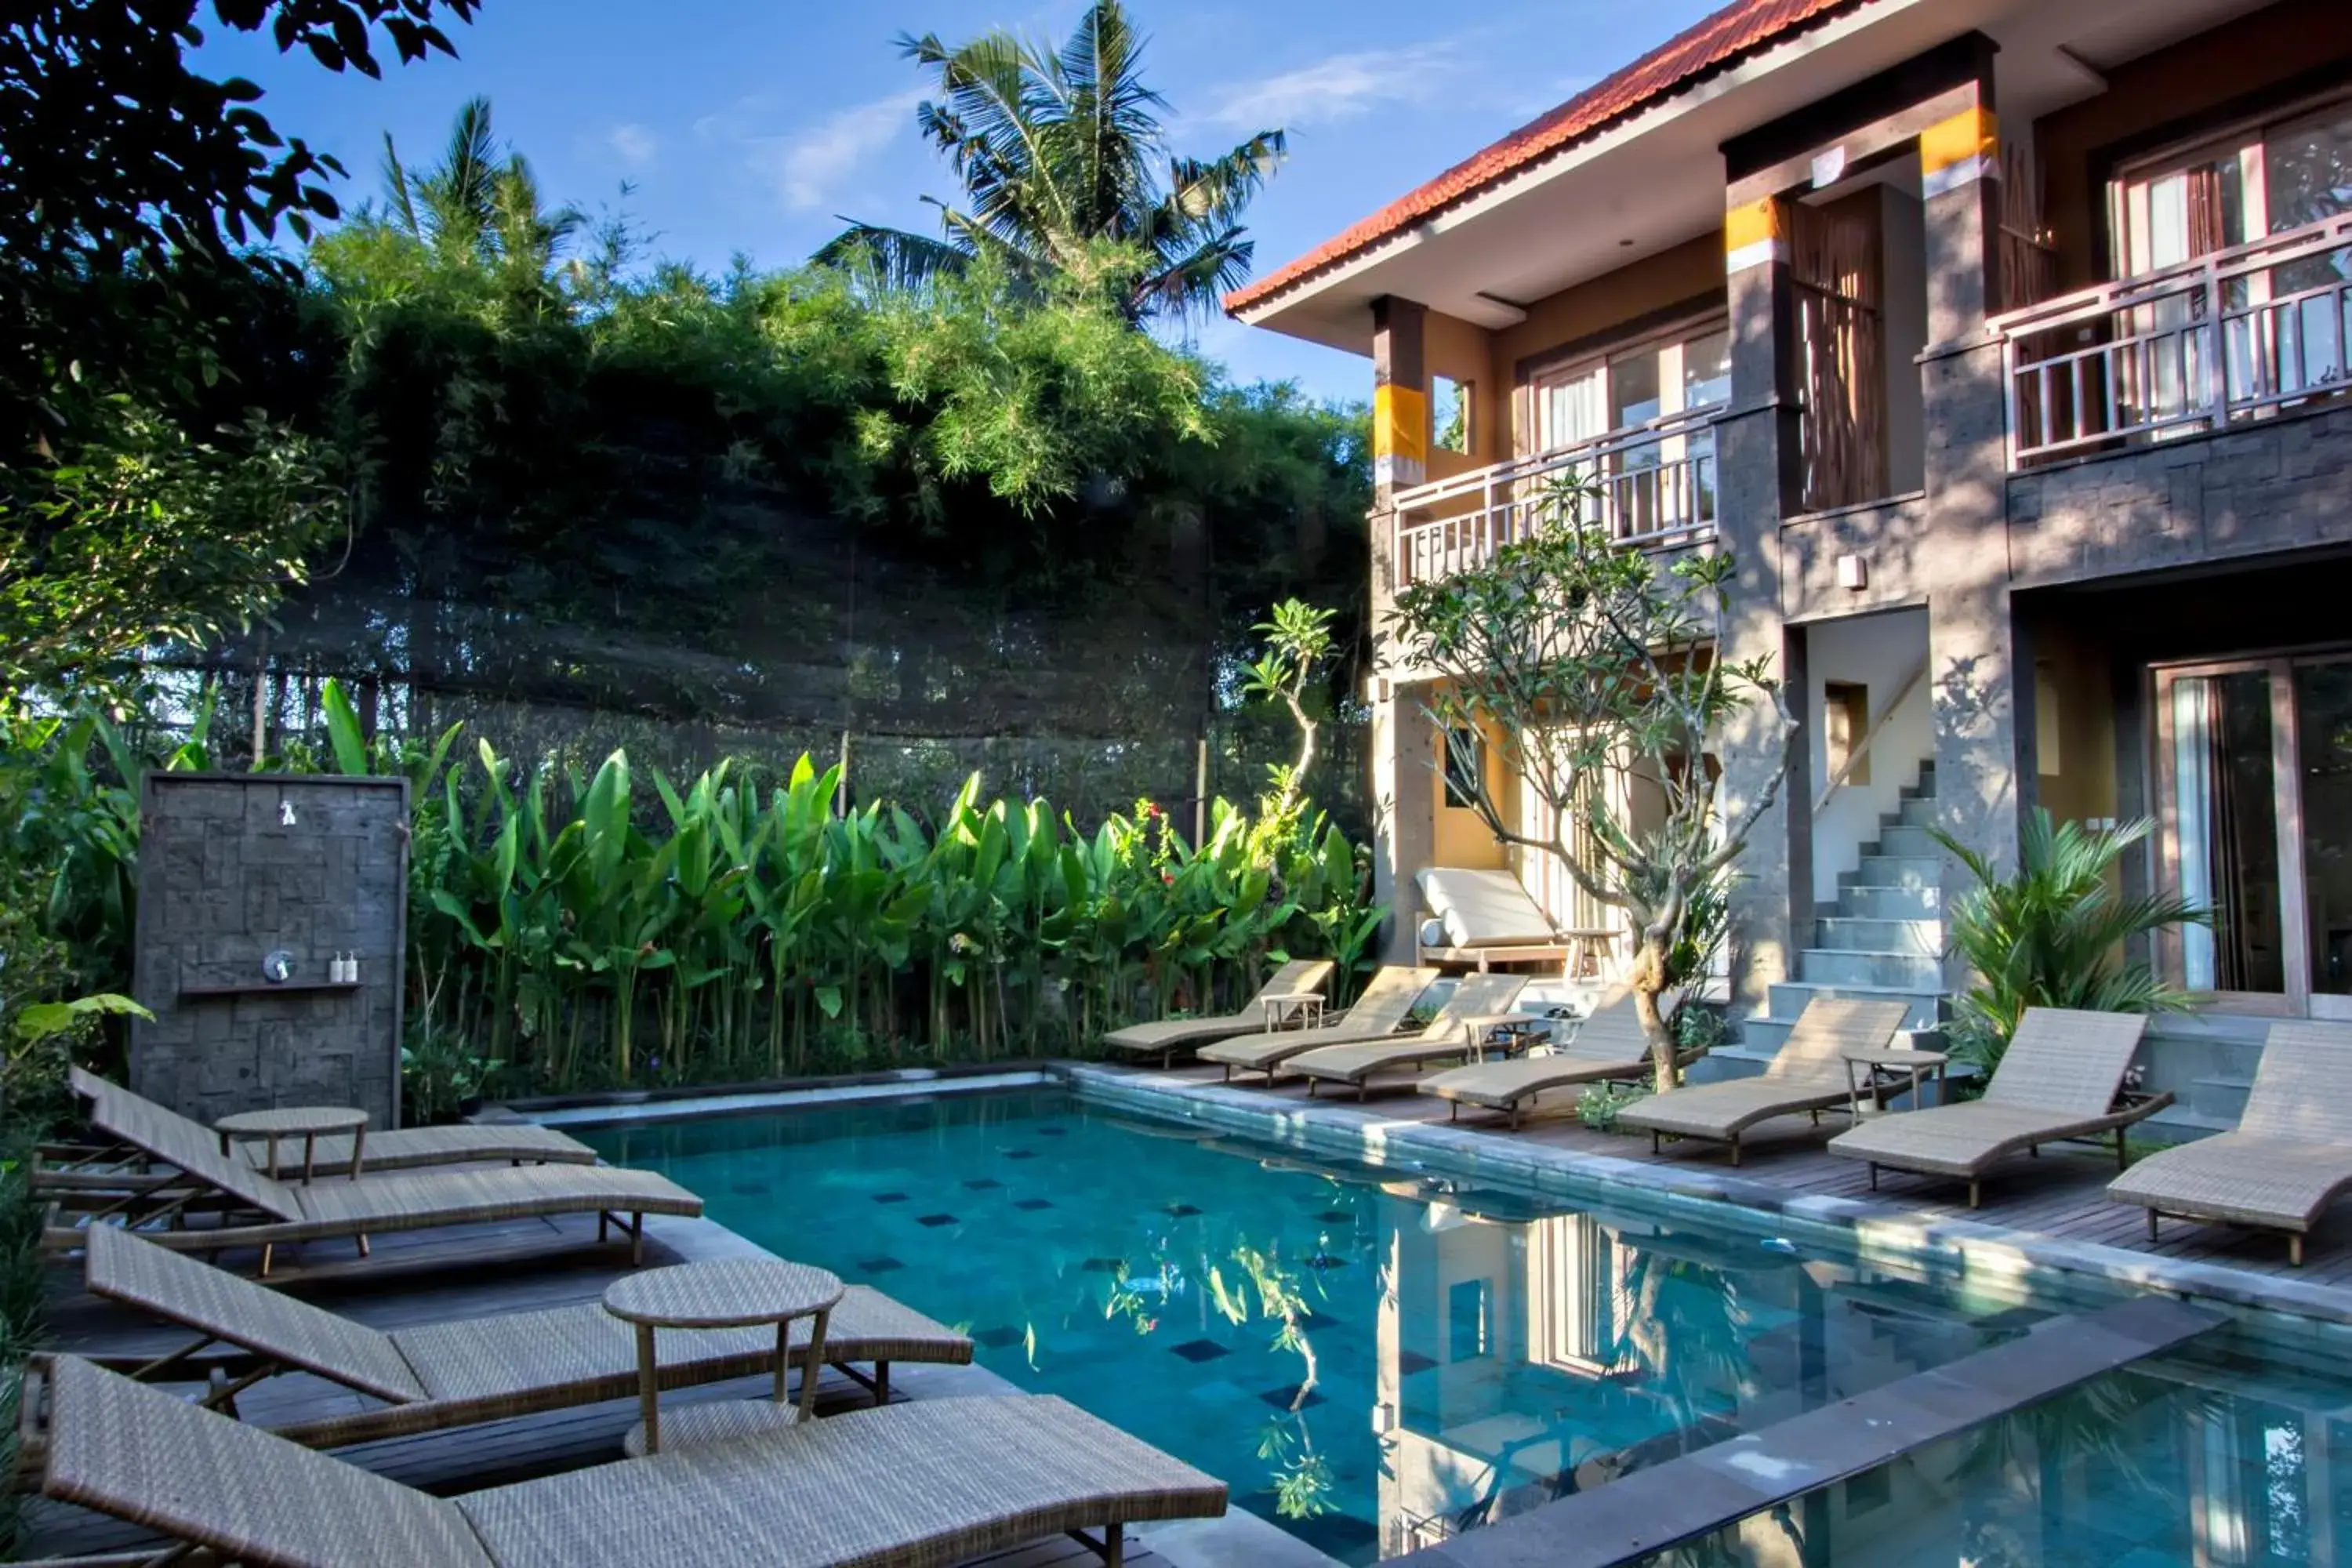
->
[1446,1277,1491,1363]
[1442,727,1483,808]
[1529,319,1730,540]
[1824,681,1871,787]
[2112,93,2352,412]
[1432,375,1472,455]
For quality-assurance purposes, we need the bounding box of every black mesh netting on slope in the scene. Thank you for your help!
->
[164,500,1372,836]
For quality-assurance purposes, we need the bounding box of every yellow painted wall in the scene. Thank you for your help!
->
[1496,233,1727,456]
[2031,625,2118,829]
[1428,710,1516,871]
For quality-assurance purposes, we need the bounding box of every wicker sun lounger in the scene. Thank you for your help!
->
[61,1067,593,1180]
[35,1352,1226,1568]
[45,1090,700,1276]
[2109,1019,2352,1265]
[1617,998,1911,1166]
[1424,985,1687,1130]
[1282,974,1529,1100]
[1100,959,1338,1068]
[1196,966,1439,1083]
[1828,1007,2168,1207]
[52,1226,971,1450]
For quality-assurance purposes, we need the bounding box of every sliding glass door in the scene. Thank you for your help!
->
[2157,652,2352,1016]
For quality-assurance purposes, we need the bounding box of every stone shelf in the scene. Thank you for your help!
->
[176,981,364,999]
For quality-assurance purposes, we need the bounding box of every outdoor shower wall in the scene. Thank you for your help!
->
[130,774,409,1128]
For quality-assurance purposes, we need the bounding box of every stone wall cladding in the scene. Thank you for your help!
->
[2008,401,2352,586]
[131,774,410,1128]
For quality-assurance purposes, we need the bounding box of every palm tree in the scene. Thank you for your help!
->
[1932,809,2208,1080]
[815,2,1285,322]
[379,97,585,276]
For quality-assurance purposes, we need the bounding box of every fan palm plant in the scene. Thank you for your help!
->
[378,96,584,276]
[1932,809,2207,1080]
[815,1,1284,322]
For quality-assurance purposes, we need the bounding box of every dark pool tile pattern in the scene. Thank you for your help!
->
[588,1084,2251,1568]
[1168,1339,1232,1363]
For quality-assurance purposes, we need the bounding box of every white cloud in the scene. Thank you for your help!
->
[1193,45,1461,133]
[604,122,659,172]
[756,90,927,212]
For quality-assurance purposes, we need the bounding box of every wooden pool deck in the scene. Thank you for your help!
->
[1128,1061,2352,1290]
[17,1210,1201,1567]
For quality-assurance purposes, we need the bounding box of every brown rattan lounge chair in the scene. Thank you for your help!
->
[2108,1019,2352,1265]
[34,1352,1225,1568]
[44,1088,700,1276]
[1616,998,1911,1166]
[1196,966,1439,1083]
[53,1226,971,1449]
[1100,960,1337,1069]
[60,1067,593,1179]
[1424,985,1690,1130]
[1282,974,1529,1101]
[1828,1007,2169,1207]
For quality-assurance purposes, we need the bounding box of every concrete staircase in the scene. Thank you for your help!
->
[1698,760,1947,1082]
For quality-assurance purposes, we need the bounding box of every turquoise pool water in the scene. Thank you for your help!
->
[1645,1328,2352,1566]
[587,1087,2147,1562]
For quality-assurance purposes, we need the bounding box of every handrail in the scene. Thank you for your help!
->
[1390,406,1722,515]
[1987,209,2352,339]
[1390,407,1723,586]
[1813,658,1926,815]
[1991,210,2352,466]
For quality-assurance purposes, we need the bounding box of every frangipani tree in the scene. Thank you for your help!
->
[1387,499,1795,1087]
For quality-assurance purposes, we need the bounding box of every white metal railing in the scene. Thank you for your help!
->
[1994,210,2352,466]
[1389,407,1722,586]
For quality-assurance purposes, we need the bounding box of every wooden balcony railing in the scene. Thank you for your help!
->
[1389,408,1722,587]
[1994,211,2352,467]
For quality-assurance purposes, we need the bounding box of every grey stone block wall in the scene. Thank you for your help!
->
[131,774,409,1128]
[2007,401,2352,586]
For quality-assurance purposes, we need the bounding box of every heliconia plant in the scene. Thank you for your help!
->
[11,679,1381,1098]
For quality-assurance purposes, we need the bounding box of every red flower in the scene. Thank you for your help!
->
[1161,870,1174,884]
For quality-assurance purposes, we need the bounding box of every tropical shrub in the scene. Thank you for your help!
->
[1933,809,2207,1083]
[1577,1082,1647,1131]
[3,682,1381,1104]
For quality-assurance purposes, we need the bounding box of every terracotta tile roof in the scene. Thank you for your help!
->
[1225,0,1872,315]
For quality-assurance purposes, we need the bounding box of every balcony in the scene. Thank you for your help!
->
[1995,212,2352,468]
[1389,408,1722,587]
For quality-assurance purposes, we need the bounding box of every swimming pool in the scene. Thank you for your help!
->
[590,1087,2191,1562]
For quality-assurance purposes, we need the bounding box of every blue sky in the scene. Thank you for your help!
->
[196,0,1719,401]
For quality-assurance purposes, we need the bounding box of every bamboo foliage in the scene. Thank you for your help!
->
[9,682,1381,1096]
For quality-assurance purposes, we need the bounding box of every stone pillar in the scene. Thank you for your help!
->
[1369,684,1437,964]
[1916,56,2025,981]
[1368,297,1433,962]
[1370,296,1428,506]
[1715,194,1807,1015]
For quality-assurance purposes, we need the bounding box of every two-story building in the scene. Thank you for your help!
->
[1230,0,2352,1123]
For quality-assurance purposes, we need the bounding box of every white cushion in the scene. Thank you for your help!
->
[1416,867,1558,949]
[1417,918,1448,950]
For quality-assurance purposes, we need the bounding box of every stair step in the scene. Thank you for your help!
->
[1832,884,1941,921]
[1767,982,1944,1031]
[1684,1043,1778,1084]
[1812,917,1941,955]
[1886,796,1937,830]
[1866,826,1936,858]
[2187,1073,2253,1124]
[1798,949,1944,989]
[1846,855,1944,891]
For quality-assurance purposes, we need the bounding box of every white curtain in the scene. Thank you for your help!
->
[2173,676,2219,990]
